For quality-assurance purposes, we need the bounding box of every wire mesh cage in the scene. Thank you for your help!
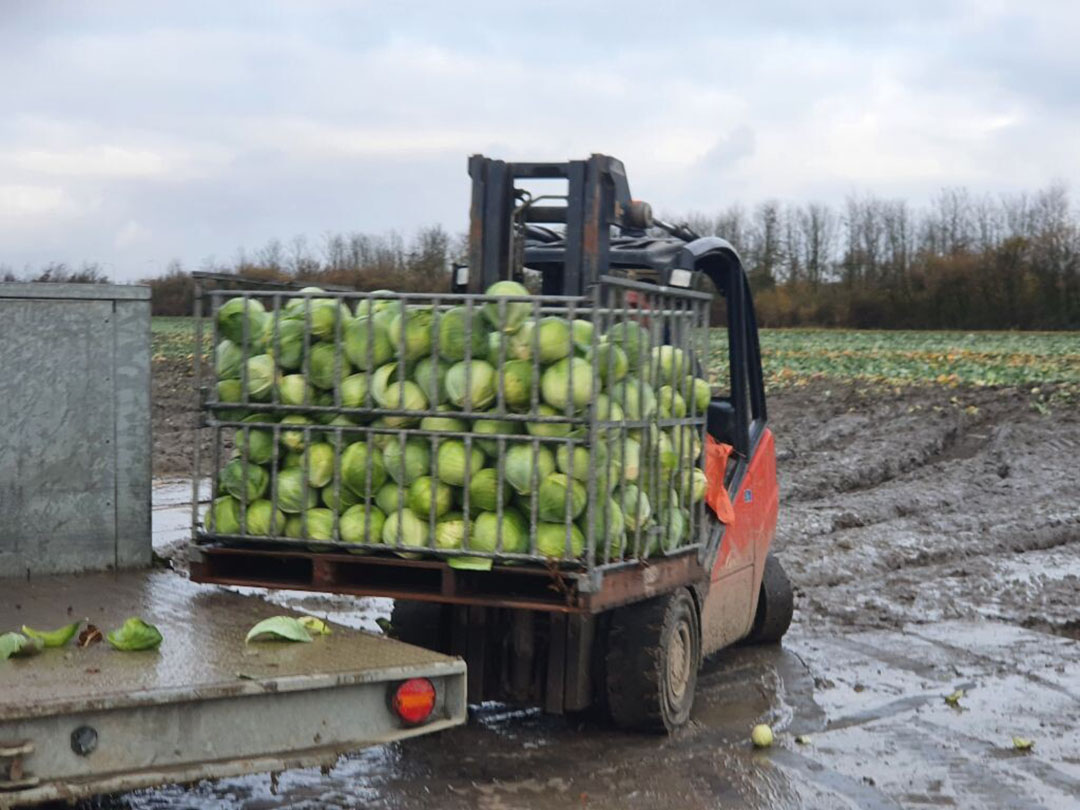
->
[192,275,714,580]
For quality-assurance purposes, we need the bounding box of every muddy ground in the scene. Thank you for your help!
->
[123,363,1079,809]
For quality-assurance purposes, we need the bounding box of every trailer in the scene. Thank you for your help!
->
[0,284,466,808]
[189,154,794,732]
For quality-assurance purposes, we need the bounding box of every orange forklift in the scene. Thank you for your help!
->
[190,154,793,732]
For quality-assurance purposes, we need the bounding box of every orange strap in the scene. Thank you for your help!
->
[704,435,736,524]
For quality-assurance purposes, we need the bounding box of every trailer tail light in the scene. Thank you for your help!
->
[392,678,436,725]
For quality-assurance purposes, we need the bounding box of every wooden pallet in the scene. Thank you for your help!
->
[189,544,705,614]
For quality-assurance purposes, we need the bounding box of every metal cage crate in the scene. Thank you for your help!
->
[190,274,720,610]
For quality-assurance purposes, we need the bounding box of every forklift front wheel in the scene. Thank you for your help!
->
[743,554,794,645]
[604,587,701,733]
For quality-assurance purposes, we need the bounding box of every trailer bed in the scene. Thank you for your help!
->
[0,569,466,808]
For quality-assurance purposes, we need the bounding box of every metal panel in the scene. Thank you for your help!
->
[0,285,151,577]
[112,299,152,569]
[0,284,150,301]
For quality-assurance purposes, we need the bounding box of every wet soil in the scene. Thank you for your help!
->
[126,363,1080,809]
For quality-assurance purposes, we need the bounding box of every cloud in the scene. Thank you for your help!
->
[0,0,1076,279]
[0,184,78,218]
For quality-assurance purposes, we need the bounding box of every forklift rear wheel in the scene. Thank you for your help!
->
[389,599,449,653]
[604,587,701,733]
[743,554,794,644]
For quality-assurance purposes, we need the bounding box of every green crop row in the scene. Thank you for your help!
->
[155,318,1079,389]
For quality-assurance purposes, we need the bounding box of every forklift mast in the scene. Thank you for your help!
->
[461,154,655,296]
[460,153,766,458]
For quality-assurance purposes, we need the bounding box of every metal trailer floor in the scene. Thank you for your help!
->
[0,570,466,808]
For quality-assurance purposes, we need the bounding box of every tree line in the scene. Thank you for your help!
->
[4,184,1078,329]
[682,184,1079,329]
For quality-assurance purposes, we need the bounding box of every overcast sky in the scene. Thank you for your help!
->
[1,1,1076,280]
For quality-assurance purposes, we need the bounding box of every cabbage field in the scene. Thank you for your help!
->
[157,319,1080,391]
[195,283,712,569]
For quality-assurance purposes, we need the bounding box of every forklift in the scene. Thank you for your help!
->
[191,153,793,732]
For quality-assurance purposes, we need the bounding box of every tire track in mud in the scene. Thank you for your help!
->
[767,383,1080,639]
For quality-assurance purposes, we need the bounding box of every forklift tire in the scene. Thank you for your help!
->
[743,554,794,644]
[389,599,449,653]
[604,587,701,733]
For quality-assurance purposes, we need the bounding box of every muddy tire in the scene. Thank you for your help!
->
[389,599,449,653]
[604,587,701,733]
[743,554,794,644]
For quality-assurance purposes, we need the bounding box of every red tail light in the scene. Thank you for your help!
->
[392,678,436,725]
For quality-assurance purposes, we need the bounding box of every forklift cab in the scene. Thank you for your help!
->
[461,153,768,471]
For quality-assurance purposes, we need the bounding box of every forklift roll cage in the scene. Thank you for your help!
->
[461,153,767,462]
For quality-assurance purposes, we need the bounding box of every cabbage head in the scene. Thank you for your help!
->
[217,296,267,346]
[234,423,275,466]
[498,360,534,411]
[301,442,336,488]
[245,499,286,536]
[604,321,651,368]
[538,473,587,521]
[555,441,605,481]
[503,443,555,495]
[321,483,361,512]
[340,373,371,409]
[341,441,388,494]
[467,468,511,512]
[381,381,427,427]
[619,484,652,531]
[274,467,320,513]
[609,378,657,421]
[469,508,528,553]
[382,437,431,485]
[215,340,244,380]
[536,522,585,558]
[205,495,241,534]
[296,507,336,542]
[657,385,687,418]
[533,316,573,364]
[382,508,430,554]
[244,354,278,401]
[578,497,625,560]
[445,360,497,410]
[525,404,572,438]
[588,341,629,384]
[650,345,690,386]
[343,315,394,370]
[412,357,450,406]
[472,418,522,455]
[434,511,470,550]
[437,305,490,361]
[540,357,593,412]
[407,475,453,519]
[278,374,315,407]
[340,504,386,548]
[221,458,269,502]
[419,408,468,433]
[482,280,532,333]
[262,317,306,371]
[279,414,318,453]
[571,319,594,354]
[283,294,351,341]
[435,440,485,486]
[388,307,435,362]
[375,481,406,515]
[308,343,351,390]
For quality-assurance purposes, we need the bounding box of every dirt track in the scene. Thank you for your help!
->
[133,363,1080,809]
